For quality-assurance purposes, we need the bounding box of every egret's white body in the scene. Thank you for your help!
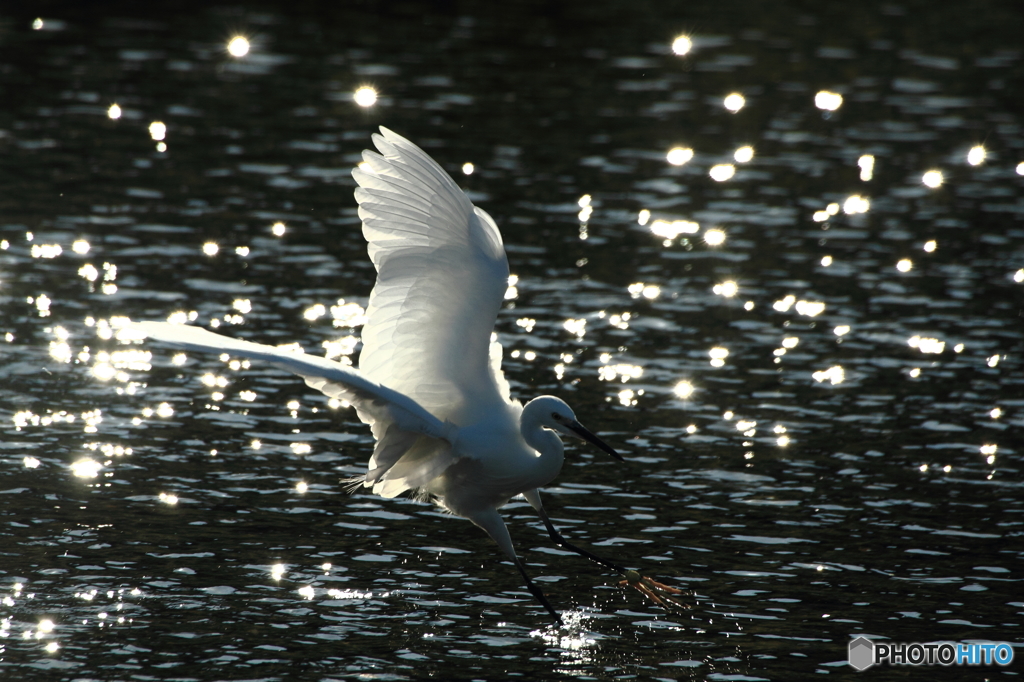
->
[131,128,624,621]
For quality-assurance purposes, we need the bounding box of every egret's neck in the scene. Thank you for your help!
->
[520,401,565,485]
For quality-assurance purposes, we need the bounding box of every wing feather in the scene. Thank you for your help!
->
[353,127,510,424]
[130,321,455,498]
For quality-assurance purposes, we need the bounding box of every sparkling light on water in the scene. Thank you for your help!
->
[967,145,986,166]
[858,154,874,181]
[673,381,694,399]
[671,35,692,55]
[814,90,843,111]
[709,164,735,181]
[353,86,378,107]
[704,228,726,245]
[922,170,943,188]
[723,93,745,112]
[227,36,250,57]
[666,147,694,165]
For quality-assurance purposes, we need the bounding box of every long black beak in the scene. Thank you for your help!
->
[567,420,624,462]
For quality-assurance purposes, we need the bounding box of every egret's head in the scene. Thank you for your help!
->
[527,396,623,462]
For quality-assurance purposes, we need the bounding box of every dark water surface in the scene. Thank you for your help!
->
[2,2,1023,680]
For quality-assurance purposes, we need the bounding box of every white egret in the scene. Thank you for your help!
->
[129,128,681,621]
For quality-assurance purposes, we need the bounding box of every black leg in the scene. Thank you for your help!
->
[537,511,628,574]
[468,508,565,625]
[513,557,564,625]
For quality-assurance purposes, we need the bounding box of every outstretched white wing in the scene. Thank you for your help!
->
[130,321,456,498]
[353,127,511,425]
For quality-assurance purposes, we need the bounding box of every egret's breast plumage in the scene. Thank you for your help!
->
[421,401,557,514]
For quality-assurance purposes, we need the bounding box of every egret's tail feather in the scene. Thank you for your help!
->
[341,475,367,494]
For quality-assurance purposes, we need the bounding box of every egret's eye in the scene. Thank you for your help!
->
[551,412,566,423]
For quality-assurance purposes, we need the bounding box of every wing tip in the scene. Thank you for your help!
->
[378,124,397,139]
[376,127,448,166]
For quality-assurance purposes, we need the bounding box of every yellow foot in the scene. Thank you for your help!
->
[618,569,691,610]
